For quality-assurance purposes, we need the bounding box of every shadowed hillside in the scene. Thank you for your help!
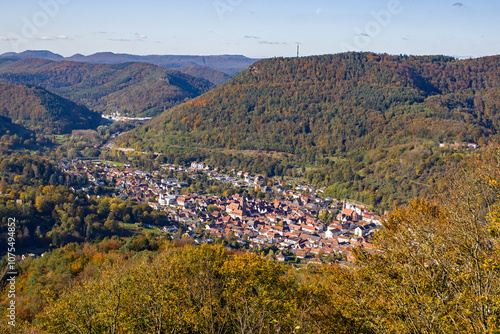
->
[0,82,101,134]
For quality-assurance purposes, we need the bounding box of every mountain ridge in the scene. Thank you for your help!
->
[123,53,500,153]
[0,50,259,81]
[0,58,216,117]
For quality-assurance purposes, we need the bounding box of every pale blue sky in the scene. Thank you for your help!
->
[0,0,499,58]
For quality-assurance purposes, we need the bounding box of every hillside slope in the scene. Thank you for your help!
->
[125,53,500,153]
[118,52,500,208]
[180,65,232,85]
[0,58,215,117]
[0,82,101,134]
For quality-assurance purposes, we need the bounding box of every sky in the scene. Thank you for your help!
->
[0,0,499,59]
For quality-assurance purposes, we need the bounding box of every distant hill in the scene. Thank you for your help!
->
[0,82,101,134]
[0,58,215,117]
[0,50,259,80]
[0,50,65,61]
[66,53,258,77]
[117,52,500,209]
[180,66,232,86]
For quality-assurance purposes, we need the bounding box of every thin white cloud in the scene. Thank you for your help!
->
[136,34,148,39]
[35,35,72,41]
[0,36,18,41]
[259,41,287,45]
[109,38,131,42]
[244,35,260,39]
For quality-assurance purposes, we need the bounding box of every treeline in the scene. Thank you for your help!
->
[0,184,171,249]
[100,147,295,178]
[304,145,465,208]
[0,236,164,328]
[0,154,77,188]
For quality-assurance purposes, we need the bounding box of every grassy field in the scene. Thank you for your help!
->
[120,222,162,236]
[217,148,292,159]
[54,135,69,144]
[102,160,125,167]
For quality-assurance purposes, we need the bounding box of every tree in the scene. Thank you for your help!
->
[35,196,51,214]
[0,178,7,194]
[39,260,130,334]
[125,249,192,333]
[222,252,297,333]
[207,204,218,213]
[14,174,24,184]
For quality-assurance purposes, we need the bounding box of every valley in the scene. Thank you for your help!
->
[0,51,499,333]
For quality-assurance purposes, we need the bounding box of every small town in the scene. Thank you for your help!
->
[60,157,385,265]
[1,1,497,330]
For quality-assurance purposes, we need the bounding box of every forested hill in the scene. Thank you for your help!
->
[117,52,500,208]
[123,53,500,154]
[0,82,101,134]
[0,58,215,117]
